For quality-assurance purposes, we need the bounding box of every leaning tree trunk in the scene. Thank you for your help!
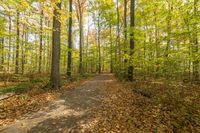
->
[50,2,61,89]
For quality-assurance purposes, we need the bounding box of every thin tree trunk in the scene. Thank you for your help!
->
[164,1,172,79]
[0,38,4,71]
[15,11,20,74]
[47,20,51,73]
[67,0,73,77]
[24,28,28,74]
[43,32,46,72]
[116,0,121,69]
[86,20,89,73]
[192,0,199,81]
[184,11,192,81]
[154,11,159,78]
[124,0,128,77]
[97,12,101,74]
[39,9,43,74]
[110,24,113,73]
[79,16,83,74]
[21,24,25,74]
[8,13,11,73]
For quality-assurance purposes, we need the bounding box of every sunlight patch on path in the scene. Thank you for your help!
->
[0,74,113,133]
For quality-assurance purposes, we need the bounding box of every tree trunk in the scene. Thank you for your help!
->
[0,38,4,71]
[24,28,28,73]
[164,1,172,79]
[39,9,43,74]
[192,0,199,81]
[67,0,73,77]
[128,0,135,81]
[116,0,121,69]
[86,20,89,73]
[15,11,20,74]
[21,24,25,74]
[8,13,11,73]
[79,15,83,74]
[124,0,128,77]
[47,20,51,73]
[97,13,101,74]
[110,24,113,73]
[154,11,159,78]
[50,2,61,89]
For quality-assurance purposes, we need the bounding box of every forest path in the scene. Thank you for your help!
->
[0,74,112,133]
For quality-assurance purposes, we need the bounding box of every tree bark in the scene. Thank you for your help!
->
[39,9,43,74]
[128,0,135,81]
[0,38,4,71]
[154,11,159,78]
[124,0,128,77]
[192,0,199,81]
[47,20,51,73]
[21,24,25,74]
[50,2,61,89]
[79,15,83,74]
[15,11,20,74]
[110,24,113,73]
[67,0,73,77]
[116,0,121,68]
[97,12,101,74]
[86,20,89,73]
[8,13,11,73]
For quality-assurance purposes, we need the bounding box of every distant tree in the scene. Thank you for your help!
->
[75,0,87,74]
[8,12,12,73]
[15,11,20,74]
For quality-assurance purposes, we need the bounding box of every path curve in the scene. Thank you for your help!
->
[0,74,112,133]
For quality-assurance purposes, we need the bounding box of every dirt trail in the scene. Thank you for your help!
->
[0,74,112,133]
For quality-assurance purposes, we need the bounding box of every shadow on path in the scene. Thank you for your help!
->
[0,74,113,133]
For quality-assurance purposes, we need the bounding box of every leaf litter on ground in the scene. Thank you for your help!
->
[74,76,200,133]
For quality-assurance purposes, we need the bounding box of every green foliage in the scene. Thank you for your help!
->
[0,83,30,94]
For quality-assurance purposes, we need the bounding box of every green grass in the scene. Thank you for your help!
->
[0,83,30,95]
[0,77,49,95]
[0,74,94,95]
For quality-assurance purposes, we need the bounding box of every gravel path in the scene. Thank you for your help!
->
[0,74,112,133]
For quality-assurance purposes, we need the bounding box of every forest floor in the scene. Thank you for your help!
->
[0,74,109,133]
[0,74,200,133]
